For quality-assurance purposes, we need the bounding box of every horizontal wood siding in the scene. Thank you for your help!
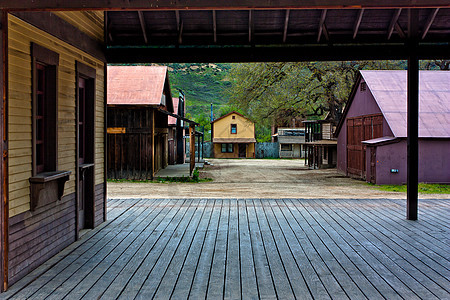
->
[94,183,105,227]
[8,14,105,216]
[53,11,104,42]
[8,192,76,285]
[107,107,154,180]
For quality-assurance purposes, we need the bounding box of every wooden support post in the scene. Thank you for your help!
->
[189,124,195,176]
[151,110,155,178]
[1,9,8,291]
[197,133,200,163]
[407,9,419,221]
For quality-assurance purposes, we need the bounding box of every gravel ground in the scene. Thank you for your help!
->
[107,158,449,199]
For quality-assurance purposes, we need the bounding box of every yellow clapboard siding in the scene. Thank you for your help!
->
[9,148,32,158]
[10,201,31,214]
[9,179,29,193]
[54,11,104,42]
[8,15,105,217]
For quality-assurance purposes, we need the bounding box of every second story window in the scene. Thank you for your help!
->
[231,124,237,134]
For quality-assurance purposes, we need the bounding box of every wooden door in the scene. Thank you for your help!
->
[347,114,383,179]
[238,143,246,158]
[78,78,86,229]
[369,147,376,183]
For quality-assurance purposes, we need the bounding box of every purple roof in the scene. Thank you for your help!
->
[361,70,450,138]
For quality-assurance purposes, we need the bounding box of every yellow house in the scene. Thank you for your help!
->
[211,112,256,158]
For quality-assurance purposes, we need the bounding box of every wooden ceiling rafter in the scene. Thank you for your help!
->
[283,9,290,43]
[137,11,148,43]
[212,10,217,43]
[387,8,402,39]
[317,9,327,42]
[353,9,364,39]
[421,8,440,39]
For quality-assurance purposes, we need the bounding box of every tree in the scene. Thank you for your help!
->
[227,61,404,128]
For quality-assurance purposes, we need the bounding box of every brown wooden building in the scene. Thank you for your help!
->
[0,11,107,288]
[107,66,174,180]
[304,120,338,169]
[168,94,186,165]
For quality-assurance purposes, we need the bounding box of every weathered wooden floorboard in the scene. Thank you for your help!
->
[299,200,384,299]
[315,199,421,300]
[273,200,331,300]
[283,200,349,300]
[187,199,221,299]
[338,199,450,298]
[206,198,229,299]
[224,199,242,300]
[307,199,401,299]
[19,199,150,299]
[289,199,366,299]
[70,199,171,299]
[98,199,186,300]
[237,199,259,300]
[117,199,195,299]
[344,199,450,273]
[5,198,450,300]
[134,199,203,299]
[330,200,441,299]
[170,199,216,300]
[253,199,296,299]
[357,199,450,253]
[261,200,312,299]
[153,199,209,299]
[246,199,278,300]
[44,201,156,300]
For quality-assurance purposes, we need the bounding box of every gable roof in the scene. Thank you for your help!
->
[211,111,253,124]
[336,70,450,138]
[107,66,173,110]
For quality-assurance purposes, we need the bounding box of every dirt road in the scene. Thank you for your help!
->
[107,159,449,199]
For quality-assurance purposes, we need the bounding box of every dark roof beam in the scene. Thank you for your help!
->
[388,8,402,39]
[353,9,364,39]
[175,10,183,44]
[395,21,406,39]
[283,9,290,43]
[213,10,217,43]
[421,8,440,39]
[317,9,327,42]
[249,10,254,43]
[137,11,148,44]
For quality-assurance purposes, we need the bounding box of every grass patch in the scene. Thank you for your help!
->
[369,183,450,194]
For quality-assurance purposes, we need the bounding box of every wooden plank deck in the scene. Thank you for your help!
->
[4,198,450,299]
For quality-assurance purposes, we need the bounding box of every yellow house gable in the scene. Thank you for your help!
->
[212,112,255,140]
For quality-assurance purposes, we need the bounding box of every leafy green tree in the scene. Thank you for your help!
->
[227,61,404,128]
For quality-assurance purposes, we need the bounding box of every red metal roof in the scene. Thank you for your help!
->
[107,66,169,106]
[168,97,179,125]
[361,70,450,138]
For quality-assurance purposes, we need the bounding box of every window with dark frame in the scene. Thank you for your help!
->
[35,63,46,173]
[32,43,59,175]
[221,143,234,153]
[231,124,237,134]
[280,144,292,151]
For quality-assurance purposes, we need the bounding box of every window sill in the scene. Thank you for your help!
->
[29,170,71,211]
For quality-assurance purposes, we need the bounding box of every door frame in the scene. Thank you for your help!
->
[75,61,96,237]
[238,143,246,158]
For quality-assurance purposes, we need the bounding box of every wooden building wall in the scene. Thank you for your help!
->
[107,107,169,180]
[212,113,255,140]
[7,13,105,285]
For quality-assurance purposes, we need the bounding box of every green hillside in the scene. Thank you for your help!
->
[166,63,232,119]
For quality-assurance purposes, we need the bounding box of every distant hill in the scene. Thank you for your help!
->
[166,63,232,119]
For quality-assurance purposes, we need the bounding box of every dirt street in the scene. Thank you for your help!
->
[107,159,449,199]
